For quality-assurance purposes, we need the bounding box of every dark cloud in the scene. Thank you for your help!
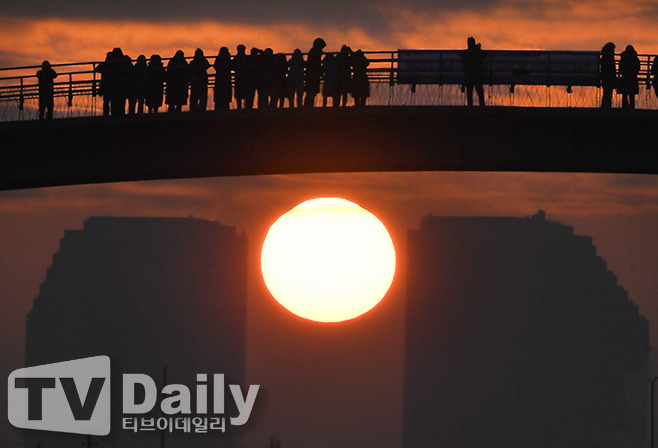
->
[0,0,378,26]
[0,0,502,29]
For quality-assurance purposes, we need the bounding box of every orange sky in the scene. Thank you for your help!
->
[1,0,658,67]
[2,2,658,447]
[1,172,657,448]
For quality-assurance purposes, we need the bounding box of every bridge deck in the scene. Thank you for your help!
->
[1,106,657,190]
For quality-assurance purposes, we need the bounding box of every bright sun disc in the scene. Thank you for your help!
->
[261,198,396,323]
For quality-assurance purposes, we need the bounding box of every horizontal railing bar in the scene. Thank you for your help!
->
[0,49,655,121]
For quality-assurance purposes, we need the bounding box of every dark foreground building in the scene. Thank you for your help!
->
[404,212,648,448]
[25,216,248,448]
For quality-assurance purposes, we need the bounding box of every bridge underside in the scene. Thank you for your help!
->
[1,106,657,190]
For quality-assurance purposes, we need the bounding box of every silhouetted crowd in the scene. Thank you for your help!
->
[33,37,658,119]
[460,38,658,110]
[76,38,370,118]
[599,42,658,109]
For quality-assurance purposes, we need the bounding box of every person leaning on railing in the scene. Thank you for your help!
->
[36,60,57,120]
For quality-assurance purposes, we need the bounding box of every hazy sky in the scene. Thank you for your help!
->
[2,1,658,447]
[1,172,658,448]
[1,0,658,66]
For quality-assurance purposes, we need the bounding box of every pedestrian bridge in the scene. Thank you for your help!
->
[2,49,658,121]
[1,50,657,190]
[1,105,657,190]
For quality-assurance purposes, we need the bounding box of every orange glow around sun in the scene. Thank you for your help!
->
[260,198,396,323]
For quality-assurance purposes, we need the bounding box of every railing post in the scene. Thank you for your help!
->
[647,55,654,109]
[92,62,97,116]
[389,51,395,106]
[92,63,97,96]
[68,73,73,108]
[546,52,552,92]
[389,51,395,86]
[19,77,24,111]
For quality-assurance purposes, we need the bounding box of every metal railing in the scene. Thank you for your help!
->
[0,50,656,122]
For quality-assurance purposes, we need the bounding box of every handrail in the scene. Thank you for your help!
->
[0,49,656,122]
[1,50,654,87]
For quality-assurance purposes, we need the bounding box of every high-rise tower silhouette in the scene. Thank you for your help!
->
[404,211,648,448]
[25,216,248,448]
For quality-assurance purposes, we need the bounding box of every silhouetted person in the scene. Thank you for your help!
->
[651,56,658,99]
[132,55,148,114]
[146,54,165,113]
[351,50,370,108]
[213,47,232,111]
[266,48,281,107]
[304,37,326,107]
[287,49,305,108]
[110,48,129,115]
[189,48,210,112]
[36,60,57,120]
[95,52,113,116]
[273,53,288,108]
[335,45,352,107]
[244,48,260,110]
[121,54,136,114]
[166,50,189,113]
[233,45,247,109]
[599,42,617,109]
[460,37,486,107]
[258,48,274,109]
[619,45,640,109]
[322,53,337,107]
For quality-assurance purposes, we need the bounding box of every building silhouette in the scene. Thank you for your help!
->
[25,216,248,448]
[404,211,648,448]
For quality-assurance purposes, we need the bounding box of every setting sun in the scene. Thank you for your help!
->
[260,197,396,323]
